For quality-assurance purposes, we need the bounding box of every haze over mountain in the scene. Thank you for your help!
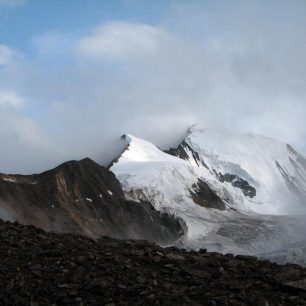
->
[2,125,305,265]
[0,0,306,174]
[1,0,306,263]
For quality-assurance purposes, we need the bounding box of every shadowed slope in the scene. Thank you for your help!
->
[0,158,184,245]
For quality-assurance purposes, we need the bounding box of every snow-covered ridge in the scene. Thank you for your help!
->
[115,134,187,164]
[110,127,306,265]
[111,134,204,213]
[184,126,306,215]
[111,127,306,217]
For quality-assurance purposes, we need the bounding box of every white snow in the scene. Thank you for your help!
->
[185,126,306,215]
[1,177,38,185]
[86,198,93,202]
[111,134,230,238]
[1,177,16,183]
[110,128,306,265]
[107,190,113,196]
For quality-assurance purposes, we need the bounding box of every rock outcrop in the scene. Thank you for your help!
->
[0,158,184,245]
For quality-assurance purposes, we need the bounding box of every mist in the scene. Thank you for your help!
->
[0,0,306,174]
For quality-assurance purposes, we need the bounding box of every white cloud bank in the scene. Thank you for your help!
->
[0,92,61,174]
[0,90,24,108]
[0,45,18,66]
[78,22,167,60]
[0,1,306,173]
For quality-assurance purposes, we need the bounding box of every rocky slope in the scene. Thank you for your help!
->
[0,158,184,245]
[1,220,306,306]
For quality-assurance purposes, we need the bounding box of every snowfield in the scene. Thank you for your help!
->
[111,127,306,266]
[185,126,306,215]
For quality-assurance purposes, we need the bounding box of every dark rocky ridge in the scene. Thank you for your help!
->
[1,220,306,305]
[217,173,256,198]
[165,141,257,200]
[165,141,209,169]
[0,158,184,245]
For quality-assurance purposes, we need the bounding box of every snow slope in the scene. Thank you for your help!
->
[110,129,306,265]
[184,126,306,215]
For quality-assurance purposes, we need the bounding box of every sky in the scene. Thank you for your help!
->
[0,0,306,174]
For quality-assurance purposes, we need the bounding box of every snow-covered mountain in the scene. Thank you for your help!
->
[110,126,306,265]
[169,126,306,215]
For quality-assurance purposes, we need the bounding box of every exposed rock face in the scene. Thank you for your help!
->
[1,220,306,306]
[165,141,209,169]
[0,158,184,245]
[217,172,256,198]
[165,140,257,199]
[189,179,226,210]
[165,142,227,210]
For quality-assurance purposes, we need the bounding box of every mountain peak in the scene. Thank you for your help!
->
[110,129,306,264]
[112,128,306,215]
[113,133,183,165]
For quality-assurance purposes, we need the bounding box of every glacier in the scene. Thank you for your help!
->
[110,127,306,266]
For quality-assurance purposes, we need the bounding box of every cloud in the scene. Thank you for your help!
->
[0,1,306,174]
[0,45,18,66]
[0,90,25,108]
[77,21,167,60]
[0,91,63,174]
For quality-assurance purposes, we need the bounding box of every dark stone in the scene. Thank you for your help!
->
[282,279,306,292]
[0,220,306,306]
[189,179,226,210]
[218,173,256,198]
[164,141,209,169]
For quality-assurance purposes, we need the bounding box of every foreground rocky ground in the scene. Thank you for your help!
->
[1,220,306,305]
